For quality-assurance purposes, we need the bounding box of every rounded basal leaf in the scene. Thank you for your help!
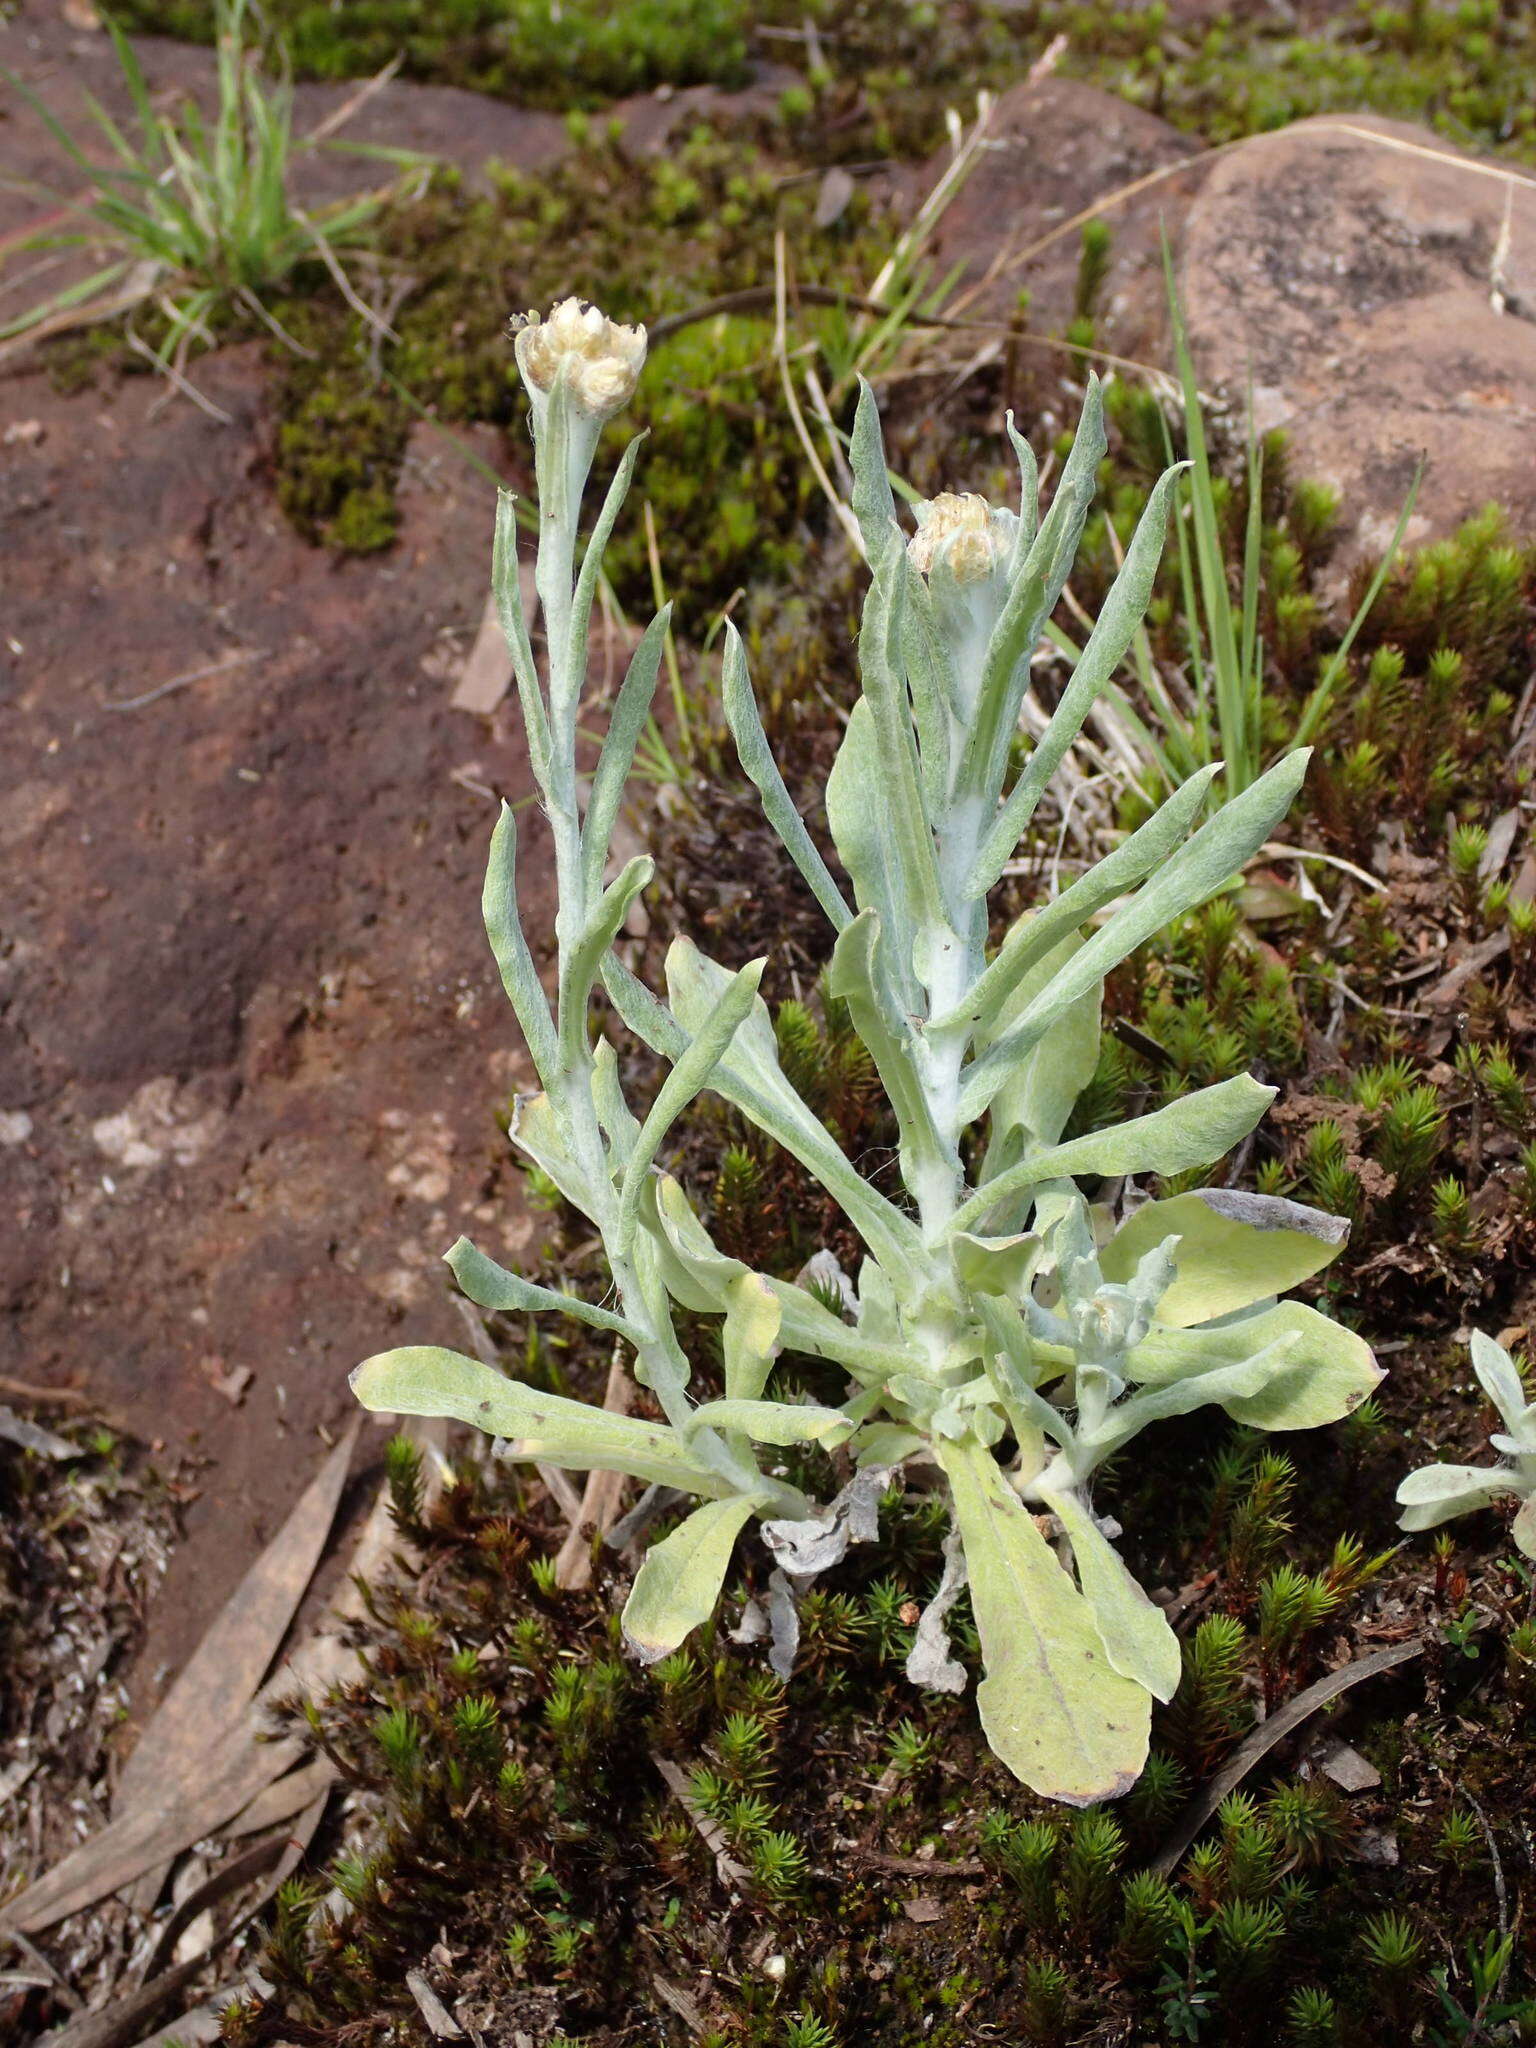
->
[1514,1494,1536,1559]
[1100,1188,1349,1328]
[1129,1302,1382,1430]
[621,1495,757,1665]
[1395,1461,1515,1533]
[939,1438,1150,1806]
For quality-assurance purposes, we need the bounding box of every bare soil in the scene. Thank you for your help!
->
[0,337,554,1712]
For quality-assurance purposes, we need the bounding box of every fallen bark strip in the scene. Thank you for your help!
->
[1151,1636,1427,1879]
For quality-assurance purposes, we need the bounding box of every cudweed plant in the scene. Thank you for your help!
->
[352,299,1382,1804]
[1397,1331,1536,1559]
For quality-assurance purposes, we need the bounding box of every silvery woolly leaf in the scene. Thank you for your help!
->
[446,1235,641,1341]
[940,765,1220,1046]
[1515,1495,1536,1559]
[951,1074,1275,1235]
[560,854,654,1052]
[951,1231,1041,1299]
[979,933,1102,1161]
[722,1270,781,1403]
[938,1436,1149,1805]
[827,700,917,1013]
[350,1346,724,1494]
[1396,1461,1516,1532]
[581,605,669,896]
[481,802,559,1086]
[959,752,1309,1118]
[591,1037,640,1163]
[968,462,1183,886]
[1099,1189,1349,1329]
[621,1495,758,1665]
[1470,1330,1533,1439]
[721,621,852,933]
[643,1176,907,1384]
[1041,1486,1181,1703]
[689,1398,855,1449]
[615,954,765,1254]
[849,375,900,574]
[1128,1300,1382,1430]
[958,377,1108,812]
[828,909,956,1187]
[511,1091,597,1214]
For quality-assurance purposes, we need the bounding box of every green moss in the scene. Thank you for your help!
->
[260,129,882,615]
[113,0,753,108]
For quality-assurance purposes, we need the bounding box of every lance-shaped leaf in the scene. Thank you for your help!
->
[688,1399,855,1448]
[592,1037,641,1164]
[950,1075,1276,1236]
[615,956,765,1255]
[842,554,945,936]
[1083,1334,1310,1460]
[621,1494,758,1665]
[482,802,559,1086]
[849,374,901,574]
[722,1271,781,1403]
[642,1176,911,1384]
[351,1347,725,1494]
[828,909,958,1191]
[722,621,852,933]
[664,937,924,1275]
[958,377,1108,809]
[826,700,919,1014]
[931,764,1219,1048]
[938,1436,1150,1805]
[1396,1462,1518,1532]
[511,1090,598,1215]
[1127,1300,1383,1430]
[1100,1189,1349,1328]
[561,854,654,1060]
[899,553,959,809]
[570,430,645,700]
[1042,1485,1181,1703]
[492,490,551,785]
[1004,411,1040,570]
[968,463,1184,896]
[1470,1330,1534,1439]
[582,606,670,896]
[447,1236,642,1340]
[981,933,1102,1160]
[959,752,1309,1120]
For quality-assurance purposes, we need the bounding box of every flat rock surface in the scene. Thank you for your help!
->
[923,76,1205,358]
[1181,113,1536,568]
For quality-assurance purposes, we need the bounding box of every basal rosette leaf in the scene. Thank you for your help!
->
[621,1495,758,1666]
[938,1436,1150,1805]
[350,1346,726,1494]
[1099,1188,1349,1329]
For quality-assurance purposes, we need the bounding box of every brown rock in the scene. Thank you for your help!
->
[922,77,1204,353]
[1181,114,1536,571]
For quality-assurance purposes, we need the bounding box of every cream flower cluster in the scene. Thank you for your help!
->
[907,491,1015,586]
[513,298,647,420]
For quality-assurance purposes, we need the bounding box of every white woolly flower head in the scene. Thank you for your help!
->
[907,491,1016,587]
[513,297,647,421]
